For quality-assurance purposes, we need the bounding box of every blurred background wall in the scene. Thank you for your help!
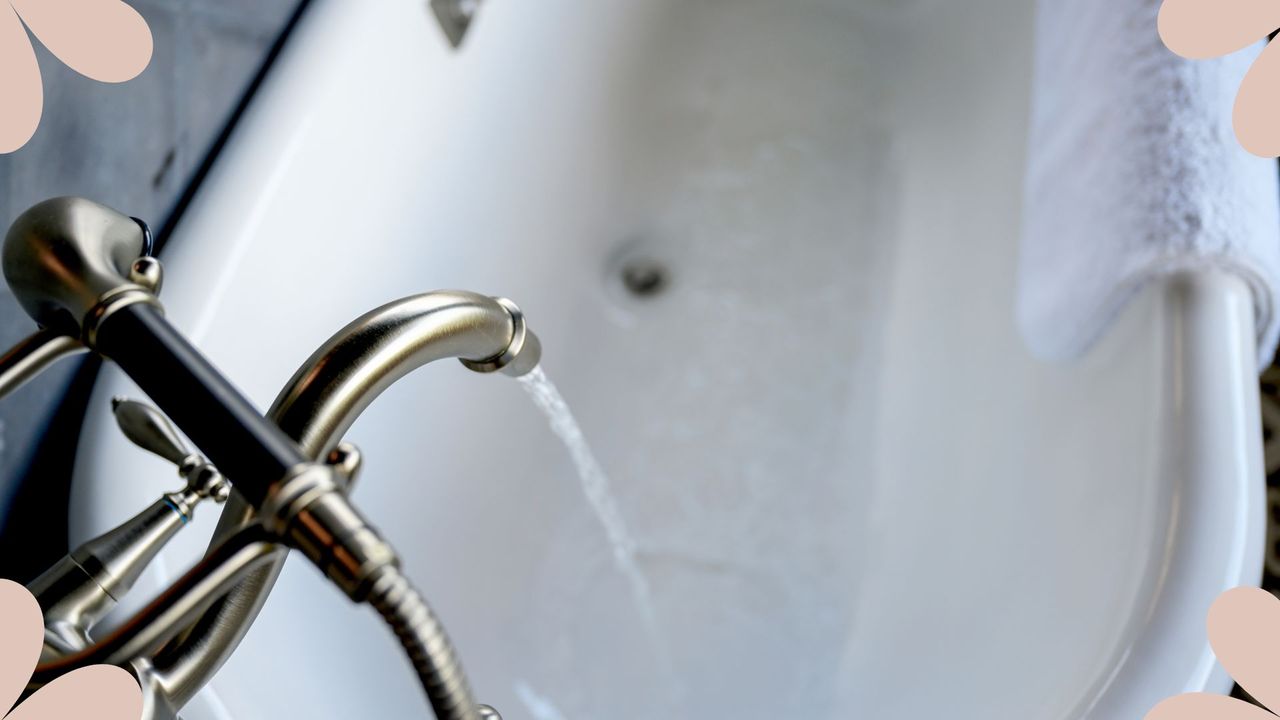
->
[0,0,303,578]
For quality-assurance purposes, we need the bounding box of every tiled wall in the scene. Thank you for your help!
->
[0,1,299,523]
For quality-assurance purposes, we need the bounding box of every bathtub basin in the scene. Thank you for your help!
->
[69,0,1264,718]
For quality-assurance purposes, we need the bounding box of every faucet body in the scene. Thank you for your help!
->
[157,290,539,711]
[1,198,538,720]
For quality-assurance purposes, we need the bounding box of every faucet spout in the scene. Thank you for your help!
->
[272,290,541,458]
[152,290,540,712]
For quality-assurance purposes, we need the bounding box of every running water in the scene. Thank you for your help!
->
[518,367,653,612]
[517,366,677,689]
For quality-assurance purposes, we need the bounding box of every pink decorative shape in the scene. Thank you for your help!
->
[1159,0,1280,157]
[0,4,43,154]
[0,579,143,719]
[0,0,153,154]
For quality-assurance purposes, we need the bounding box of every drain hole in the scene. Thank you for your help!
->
[620,259,669,298]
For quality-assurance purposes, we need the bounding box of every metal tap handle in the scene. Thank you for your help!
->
[113,396,193,467]
[113,397,231,504]
[28,398,232,651]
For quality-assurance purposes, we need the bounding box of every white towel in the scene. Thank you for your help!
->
[1018,0,1280,367]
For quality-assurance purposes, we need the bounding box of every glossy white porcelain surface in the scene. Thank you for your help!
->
[70,0,1264,718]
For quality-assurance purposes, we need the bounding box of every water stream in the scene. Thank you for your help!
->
[517,366,677,694]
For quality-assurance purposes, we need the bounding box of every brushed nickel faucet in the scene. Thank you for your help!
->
[27,398,228,659]
[1,197,541,720]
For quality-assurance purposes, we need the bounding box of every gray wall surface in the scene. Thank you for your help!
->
[0,0,299,530]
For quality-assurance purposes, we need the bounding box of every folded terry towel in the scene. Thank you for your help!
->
[1018,0,1280,367]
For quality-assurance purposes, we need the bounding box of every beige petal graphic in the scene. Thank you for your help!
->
[1145,692,1276,719]
[0,581,43,715]
[1159,0,1280,59]
[6,665,142,720]
[1235,37,1280,156]
[1207,587,1280,709]
[9,0,151,83]
[0,3,42,154]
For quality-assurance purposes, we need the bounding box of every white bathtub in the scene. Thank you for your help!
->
[70,0,1265,718]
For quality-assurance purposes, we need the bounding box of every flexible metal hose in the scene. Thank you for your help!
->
[367,566,493,720]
